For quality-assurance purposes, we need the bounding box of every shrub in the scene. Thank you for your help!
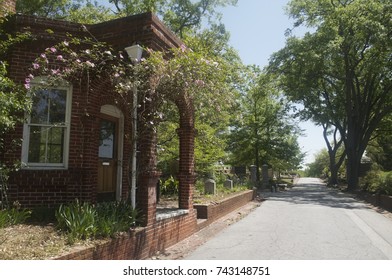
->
[195,179,205,194]
[55,199,97,244]
[7,207,31,225]
[160,176,179,195]
[95,201,139,238]
[55,200,140,243]
[0,201,31,228]
[362,170,392,195]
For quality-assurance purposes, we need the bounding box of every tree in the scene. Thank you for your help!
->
[1,9,32,208]
[0,13,31,163]
[16,0,71,18]
[109,0,164,15]
[16,0,106,20]
[269,0,392,191]
[16,0,242,180]
[162,0,237,37]
[321,122,346,186]
[16,0,238,37]
[108,0,237,38]
[366,115,392,171]
[16,0,115,23]
[305,149,330,178]
[227,68,303,181]
[156,22,241,178]
[15,0,242,164]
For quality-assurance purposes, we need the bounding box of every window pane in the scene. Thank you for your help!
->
[28,126,65,163]
[99,120,116,158]
[30,89,67,124]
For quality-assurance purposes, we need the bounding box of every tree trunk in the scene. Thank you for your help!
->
[255,140,261,182]
[322,123,345,187]
[328,165,340,186]
[344,122,364,192]
[329,158,339,186]
[345,148,361,191]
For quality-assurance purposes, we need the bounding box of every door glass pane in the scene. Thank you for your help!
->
[99,120,116,158]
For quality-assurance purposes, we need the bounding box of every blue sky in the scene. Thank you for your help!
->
[97,0,326,166]
[219,0,325,166]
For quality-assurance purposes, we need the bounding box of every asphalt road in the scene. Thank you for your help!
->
[185,178,392,260]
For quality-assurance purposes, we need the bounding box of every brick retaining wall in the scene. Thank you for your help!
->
[195,189,256,230]
[54,190,256,260]
[55,209,198,260]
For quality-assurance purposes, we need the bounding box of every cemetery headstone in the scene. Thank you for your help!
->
[224,179,233,190]
[204,179,216,195]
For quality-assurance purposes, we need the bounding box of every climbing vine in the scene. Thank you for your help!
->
[25,33,231,127]
[25,30,232,181]
[0,14,32,209]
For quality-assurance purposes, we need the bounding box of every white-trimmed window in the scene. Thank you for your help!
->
[22,81,72,169]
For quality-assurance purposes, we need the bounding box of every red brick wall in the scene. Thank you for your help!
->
[2,14,200,258]
[4,87,129,208]
[54,190,256,260]
[175,97,196,210]
[1,12,185,209]
[0,11,206,263]
[88,13,184,224]
[55,209,198,260]
[194,190,256,227]
[89,12,182,52]
[1,15,134,208]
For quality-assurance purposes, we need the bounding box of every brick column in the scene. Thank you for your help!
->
[177,126,197,209]
[176,97,196,210]
[136,107,159,226]
[137,171,160,226]
[178,170,196,209]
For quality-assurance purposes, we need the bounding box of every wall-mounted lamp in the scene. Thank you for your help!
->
[125,44,143,63]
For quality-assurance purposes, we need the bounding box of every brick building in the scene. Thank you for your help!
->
[1,2,258,260]
[1,0,197,226]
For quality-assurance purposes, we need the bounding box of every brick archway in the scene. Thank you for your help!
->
[135,90,196,225]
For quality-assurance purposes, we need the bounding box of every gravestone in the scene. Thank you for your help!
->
[204,179,216,195]
[262,164,269,189]
[224,179,233,190]
[249,165,257,185]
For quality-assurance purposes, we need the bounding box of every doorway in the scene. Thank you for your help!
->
[97,116,118,201]
[97,105,124,202]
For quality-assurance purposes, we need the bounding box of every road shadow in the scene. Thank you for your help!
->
[261,182,370,210]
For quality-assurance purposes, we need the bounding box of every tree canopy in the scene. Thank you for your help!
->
[11,0,307,181]
[269,0,392,190]
[227,67,304,180]
[16,0,238,37]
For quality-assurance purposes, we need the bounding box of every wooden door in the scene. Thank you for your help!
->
[97,117,118,200]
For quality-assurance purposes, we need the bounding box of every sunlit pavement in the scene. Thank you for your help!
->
[186,177,392,260]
